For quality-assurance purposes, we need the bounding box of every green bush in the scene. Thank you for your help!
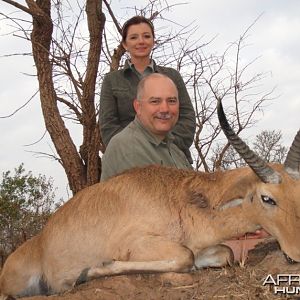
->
[0,164,60,265]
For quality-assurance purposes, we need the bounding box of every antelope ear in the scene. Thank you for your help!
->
[218,198,243,211]
[284,167,300,180]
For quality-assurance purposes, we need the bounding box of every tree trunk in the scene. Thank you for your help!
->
[28,0,104,194]
[80,0,105,187]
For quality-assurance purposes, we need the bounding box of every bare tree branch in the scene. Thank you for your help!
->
[0,90,39,118]
[1,0,32,15]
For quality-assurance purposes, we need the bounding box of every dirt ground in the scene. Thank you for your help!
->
[19,239,300,300]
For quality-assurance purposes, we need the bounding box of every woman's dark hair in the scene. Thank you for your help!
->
[122,16,155,42]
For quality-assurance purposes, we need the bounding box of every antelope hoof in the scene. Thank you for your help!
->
[284,253,298,264]
[75,267,90,286]
[194,244,234,269]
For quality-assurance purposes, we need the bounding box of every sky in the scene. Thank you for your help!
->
[0,0,300,200]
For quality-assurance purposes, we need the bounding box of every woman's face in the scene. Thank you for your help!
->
[122,23,154,60]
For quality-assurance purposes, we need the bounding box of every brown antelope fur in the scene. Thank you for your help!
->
[1,163,300,298]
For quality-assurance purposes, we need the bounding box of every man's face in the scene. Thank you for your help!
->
[134,77,179,140]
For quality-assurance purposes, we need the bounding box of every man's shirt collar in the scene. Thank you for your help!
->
[124,59,155,78]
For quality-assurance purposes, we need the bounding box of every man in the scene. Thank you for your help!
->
[100,73,193,181]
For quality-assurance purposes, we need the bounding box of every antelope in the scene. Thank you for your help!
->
[1,100,300,299]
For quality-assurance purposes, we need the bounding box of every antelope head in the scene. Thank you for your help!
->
[217,100,300,262]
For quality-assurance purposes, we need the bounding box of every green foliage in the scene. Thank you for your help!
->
[0,164,59,265]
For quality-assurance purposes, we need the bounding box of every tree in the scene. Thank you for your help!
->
[253,130,288,163]
[0,1,274,193]
[1,0,105,194]
[0,164,58,265]
[213,129,288,170]
[190,17,276,172]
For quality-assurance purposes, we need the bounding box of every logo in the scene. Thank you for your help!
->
[263,274,300,295]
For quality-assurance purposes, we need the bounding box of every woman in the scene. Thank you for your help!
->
[99,16,195,163]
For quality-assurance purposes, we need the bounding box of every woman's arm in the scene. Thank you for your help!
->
[99,74,123,145]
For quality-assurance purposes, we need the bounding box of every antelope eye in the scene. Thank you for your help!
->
[261,195,276,206]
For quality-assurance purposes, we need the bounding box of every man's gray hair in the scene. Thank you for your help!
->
[136,73,177,100]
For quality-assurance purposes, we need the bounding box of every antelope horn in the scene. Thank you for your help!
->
[284,129,300,180]
[217,100,281,184]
